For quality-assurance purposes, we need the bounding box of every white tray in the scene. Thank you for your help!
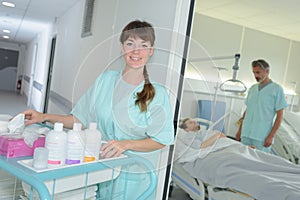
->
[19,155,127,195]
[18,154,127,173]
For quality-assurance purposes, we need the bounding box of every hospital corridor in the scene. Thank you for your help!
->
[0,91,27,117]
[1,0,300,199]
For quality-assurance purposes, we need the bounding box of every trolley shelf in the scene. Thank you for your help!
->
[0,153,157,200]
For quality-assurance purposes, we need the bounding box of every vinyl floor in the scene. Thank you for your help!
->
[0,90,28,117]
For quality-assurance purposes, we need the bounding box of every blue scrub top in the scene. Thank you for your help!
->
[70,70,174,199]
[242,82,287,141]
[71,70,174,145]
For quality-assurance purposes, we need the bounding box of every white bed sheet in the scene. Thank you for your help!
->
[182,142,300,200]
[171,161,256,200]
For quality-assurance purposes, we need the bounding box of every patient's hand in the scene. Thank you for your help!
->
[219,132,227,138]
[249,145,256,149]
[200,132,226,148]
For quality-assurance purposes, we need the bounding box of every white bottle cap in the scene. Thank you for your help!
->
[54,122,63,131]
[89,122,97,130]
[73,123,82,131]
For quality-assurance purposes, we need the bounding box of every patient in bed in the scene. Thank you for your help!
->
[175,118,300,200]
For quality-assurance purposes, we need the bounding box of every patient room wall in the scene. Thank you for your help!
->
[181,13,300,136]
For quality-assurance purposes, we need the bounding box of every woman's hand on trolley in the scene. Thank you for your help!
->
[100,140,128,158]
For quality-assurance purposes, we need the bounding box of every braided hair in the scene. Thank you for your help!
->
[120,20,156,112]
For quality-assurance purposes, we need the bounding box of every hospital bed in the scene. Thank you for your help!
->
[171,162,254,200]
[170,118,209,200]
[171,118,255,200]
[171,161,205,200]
[272,110,300,164]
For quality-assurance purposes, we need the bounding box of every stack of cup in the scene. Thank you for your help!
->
[32,147,49,169]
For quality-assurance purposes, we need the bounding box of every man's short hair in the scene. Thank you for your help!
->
[252,59,269,70]
[179,118,190,130]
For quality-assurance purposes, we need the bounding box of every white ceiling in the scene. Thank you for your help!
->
[0,0,300,44]
[0,0,80,44]
[195,0,300,42]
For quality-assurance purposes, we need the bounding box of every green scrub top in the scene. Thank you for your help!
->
[242,82,287,141]
[71,70,174,199]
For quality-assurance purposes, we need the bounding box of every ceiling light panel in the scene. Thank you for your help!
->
[2,1,15,7]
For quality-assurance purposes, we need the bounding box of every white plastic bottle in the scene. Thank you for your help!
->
[83,122,102,162]
[66,123,85,164]
[45,122,67,168]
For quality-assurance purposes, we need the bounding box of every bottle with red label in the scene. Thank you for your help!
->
[45,122,67,168]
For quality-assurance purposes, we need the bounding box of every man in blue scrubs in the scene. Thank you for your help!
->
[235,59,287,152]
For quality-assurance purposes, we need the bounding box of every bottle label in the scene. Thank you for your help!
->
[65,159,81,164]
[83,156,96,162]
[48,160,61,165]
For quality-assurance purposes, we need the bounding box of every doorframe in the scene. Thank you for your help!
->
[162,0,196,199]
[43,36,57,113]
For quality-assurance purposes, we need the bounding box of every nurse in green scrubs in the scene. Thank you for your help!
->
[22,20,174,199]
[235,59,287,153]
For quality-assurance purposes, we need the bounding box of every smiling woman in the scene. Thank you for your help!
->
[19,19,175,200]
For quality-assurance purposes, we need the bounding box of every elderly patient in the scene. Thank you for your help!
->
[175,118,300,200]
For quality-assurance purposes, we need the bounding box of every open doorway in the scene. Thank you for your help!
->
[0,48,19,91]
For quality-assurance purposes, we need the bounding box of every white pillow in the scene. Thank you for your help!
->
[284,111,300,136]
[277,121,300,158]
[174,128,202,163]
[278,120,298,141]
